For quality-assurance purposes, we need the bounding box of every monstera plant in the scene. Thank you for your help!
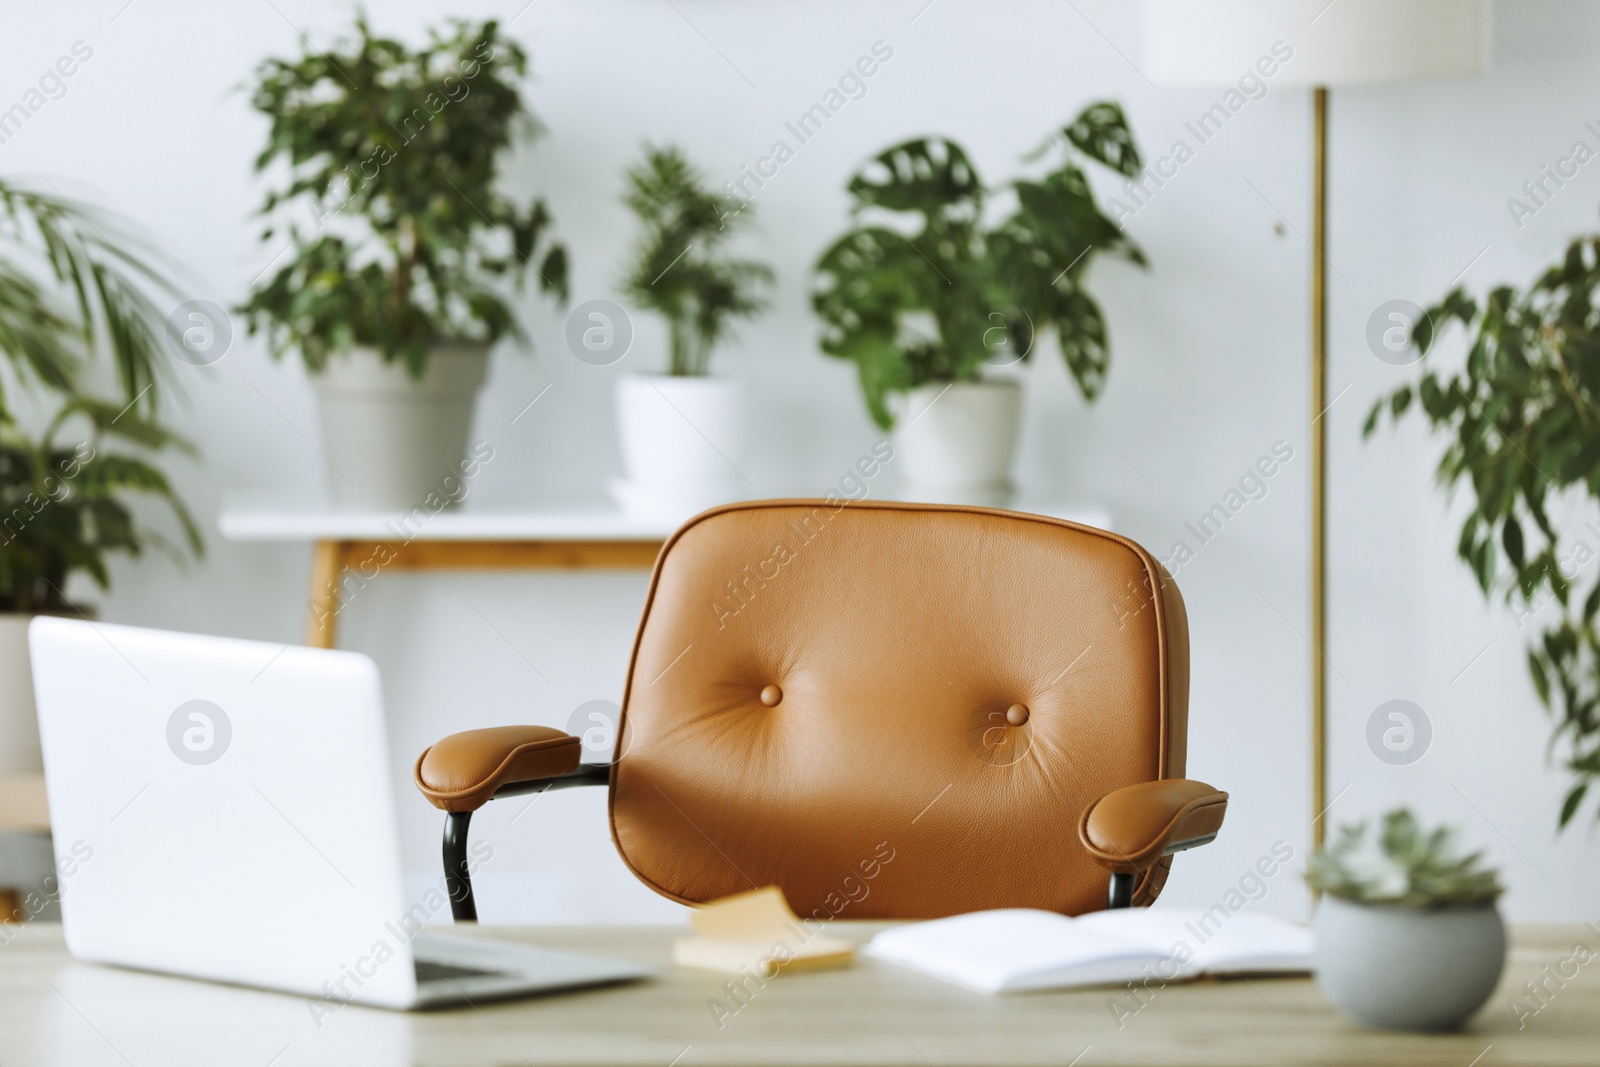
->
[811,102,1145,504]
[1368,235,1600,828]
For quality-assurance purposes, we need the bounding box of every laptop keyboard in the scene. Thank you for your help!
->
[414,958,504,984]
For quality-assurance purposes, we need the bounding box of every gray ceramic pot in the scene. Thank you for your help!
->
[312,341,488,511]
[1313,894,1505,1031]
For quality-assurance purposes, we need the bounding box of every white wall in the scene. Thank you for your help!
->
[5,0,1598,924]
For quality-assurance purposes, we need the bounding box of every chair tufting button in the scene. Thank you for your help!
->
[760,685,783,707]
[1005,703,1030,727]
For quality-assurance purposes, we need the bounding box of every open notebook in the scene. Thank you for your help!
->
[866,908,1313,994]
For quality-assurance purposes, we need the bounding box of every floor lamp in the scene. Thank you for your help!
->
[1142,0,1489,850]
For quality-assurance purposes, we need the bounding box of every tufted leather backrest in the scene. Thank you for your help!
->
[609,500,1189,919]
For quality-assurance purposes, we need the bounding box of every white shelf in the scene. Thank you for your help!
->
[218,504,680,542]
[217,497,1113,543]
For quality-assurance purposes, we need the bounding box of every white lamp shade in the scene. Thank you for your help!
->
[1143,0,1490,86]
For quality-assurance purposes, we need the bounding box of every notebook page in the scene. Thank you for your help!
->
[1074,909,1313,977]
[866,909,1164,993]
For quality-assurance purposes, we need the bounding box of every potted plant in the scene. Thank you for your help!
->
[812,103,1145,505]
[1370,238,1600,830]
[0,179,198,778]
[1307,809,1505,1031]
[242,17,568,511]
[615,145,771,517]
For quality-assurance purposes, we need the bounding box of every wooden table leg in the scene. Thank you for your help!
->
[301,537,664,650]
[306,539,348,649]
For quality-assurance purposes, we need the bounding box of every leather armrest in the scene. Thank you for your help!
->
[414,726,582,813]
[1078,779,1228,875]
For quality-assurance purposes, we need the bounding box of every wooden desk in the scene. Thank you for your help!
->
[0,921,1591,1066]
[219,502,1114,650]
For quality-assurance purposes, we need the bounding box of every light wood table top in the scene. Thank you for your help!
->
[0,921,1591,1066]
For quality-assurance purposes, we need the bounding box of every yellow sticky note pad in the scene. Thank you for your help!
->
[672,887,856,977]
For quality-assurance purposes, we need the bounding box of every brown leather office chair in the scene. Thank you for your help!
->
[414,500,1227,922]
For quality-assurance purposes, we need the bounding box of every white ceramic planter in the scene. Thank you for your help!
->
[0,613,44,775]
[614,375,745,519]
[893,380,1022,507]
[312,341,488,511]
[1313,895,1506,1031]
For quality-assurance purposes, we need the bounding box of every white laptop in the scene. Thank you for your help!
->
[28,617,651,1010]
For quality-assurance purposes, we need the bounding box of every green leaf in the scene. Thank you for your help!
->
[1502,517,1525,570]
[1051,287,1109,400]
[846,137,983,218]
[1062,101,1143,178]
[1529,649,1551,705]
[1471,537,1496,594]
[1559,783,1588,828]
[1362,400,1382,438]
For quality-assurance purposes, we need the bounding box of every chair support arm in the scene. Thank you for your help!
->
[440,765,609,923]
[414,725,585,813]
[417,726,614,922]
[491,760,610,799]
[1079,778,1228,898]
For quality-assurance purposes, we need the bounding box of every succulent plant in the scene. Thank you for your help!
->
[1307,809,1504,908]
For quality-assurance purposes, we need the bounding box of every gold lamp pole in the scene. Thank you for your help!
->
[1310,86,1328,852]
[1141,0,1489,862]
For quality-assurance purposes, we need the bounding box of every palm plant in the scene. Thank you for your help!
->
[0,179,177,419]
[0,177,199,609]
[619,145,772,377]
[0,400,201,613]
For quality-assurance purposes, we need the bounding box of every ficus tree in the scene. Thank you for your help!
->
[1368,235,1600,828]
[241,17,568,376]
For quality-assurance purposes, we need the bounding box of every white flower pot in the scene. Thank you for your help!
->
[893,380,1022,507]
[0,613,45,774]
[1313,895,1506,1031]
[312,342,488,511]
[613,375,745,519]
